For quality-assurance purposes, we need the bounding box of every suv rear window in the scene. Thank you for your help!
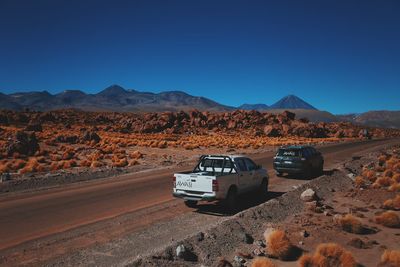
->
[277,149,301,157]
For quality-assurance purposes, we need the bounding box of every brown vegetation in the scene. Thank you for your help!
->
[298,243,356,267]
[337,214,365,234]
[383,195,400,210]
[266,230,293,260]
[375,211,400,228]
[251,257,276,267]
[0,109,399,176]
[379,250,400,267]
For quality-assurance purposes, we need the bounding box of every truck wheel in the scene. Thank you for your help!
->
[318,162,324,175]
[276,171,283,177]
[225,187,237,213]
[259,178,269,196]
[302,166,312,179]
[184,200,198,208]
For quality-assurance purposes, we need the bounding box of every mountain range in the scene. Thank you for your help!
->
[0,85,233,112]
[1,85,399,128]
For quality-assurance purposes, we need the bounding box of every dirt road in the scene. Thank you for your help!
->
[0,138,397,266]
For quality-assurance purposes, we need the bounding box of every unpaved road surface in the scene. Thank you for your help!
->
[0,138,398,266]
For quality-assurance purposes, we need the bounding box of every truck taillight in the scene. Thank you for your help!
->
[173,176,176,188]
[212,180,219,192]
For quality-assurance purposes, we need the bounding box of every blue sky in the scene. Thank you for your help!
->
[0,0,399,114]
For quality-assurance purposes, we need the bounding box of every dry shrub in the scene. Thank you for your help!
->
[378,154,388,165]
[50,153,62,161]
[251,257,276,267]
[362,169,376,182]
[79,159,92,167]
[266,230,293,260]
[338,214,365,234]
[393,163,400,173]
[129,150,143,159]
[387,157,399,170]
[129,159,140,166]
[88,151,104,161]
[61,150,74,160]
[298,243,356,267]
[11,159,26,171]
[62,160,77,169]
[373,177,394,188]
[90,161,103,168]
[388,184,400,192]
[383,169,394,178]
[50,162,61,171]
[376,165,386,172]
[183,143,199,150]
[216,258,233,267]
[383,195,400,210]
[375,211,400,228]
[18,158,47,174]
[379,250,400,267]
[354,176,366,188]
[393,173,400,183]
[0,161,12,174]
[113,158,128,167]
[158,141,167,148]
[36,156,46,163]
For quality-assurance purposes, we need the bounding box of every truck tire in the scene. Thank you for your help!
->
[259,178,269,196]
[184,200,198,208]
[224,187,237,213]
[276,171,283,177]
[302,165,312,179]
[318,162,324,175]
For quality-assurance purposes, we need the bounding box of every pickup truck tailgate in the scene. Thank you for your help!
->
[175,173,213,192]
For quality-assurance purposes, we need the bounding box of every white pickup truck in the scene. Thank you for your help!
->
[173,155,269,211]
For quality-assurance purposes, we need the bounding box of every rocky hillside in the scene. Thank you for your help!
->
[337,111,400,129]
[0,109,397,139]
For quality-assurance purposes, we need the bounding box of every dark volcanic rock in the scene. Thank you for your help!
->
[7,131,40,156]
[25,123,43,132]
[82,131,101,143]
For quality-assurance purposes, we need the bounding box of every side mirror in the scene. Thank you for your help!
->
[256,165,262,170]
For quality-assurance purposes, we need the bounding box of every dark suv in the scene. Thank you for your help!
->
[273,146,324,178]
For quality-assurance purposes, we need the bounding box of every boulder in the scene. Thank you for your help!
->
[6,131,40,156]
[82,131,101,143]
[263,125,282,137]
[300,188,316,202]
[25,123,43,132]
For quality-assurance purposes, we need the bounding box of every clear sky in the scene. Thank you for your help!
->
[0,0,399,114]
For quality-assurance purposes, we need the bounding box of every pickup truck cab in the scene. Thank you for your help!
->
[173,155,269,211]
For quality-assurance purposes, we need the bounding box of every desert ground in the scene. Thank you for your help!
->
[0,110,399,267]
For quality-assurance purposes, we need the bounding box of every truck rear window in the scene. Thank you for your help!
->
[277,149,301,157]
[201,158,233,168]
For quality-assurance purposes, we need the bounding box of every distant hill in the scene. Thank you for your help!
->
[238,103,269,111]
[270,95,317,110]
[1,85,234,112]
[337,111,400,129]
[268,109,339,123]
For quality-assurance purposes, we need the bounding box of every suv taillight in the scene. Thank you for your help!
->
[173,176,176,188]
[212,180,219,192]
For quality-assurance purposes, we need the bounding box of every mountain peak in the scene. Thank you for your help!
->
[270,95,317,110]
[97,85,130,97]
